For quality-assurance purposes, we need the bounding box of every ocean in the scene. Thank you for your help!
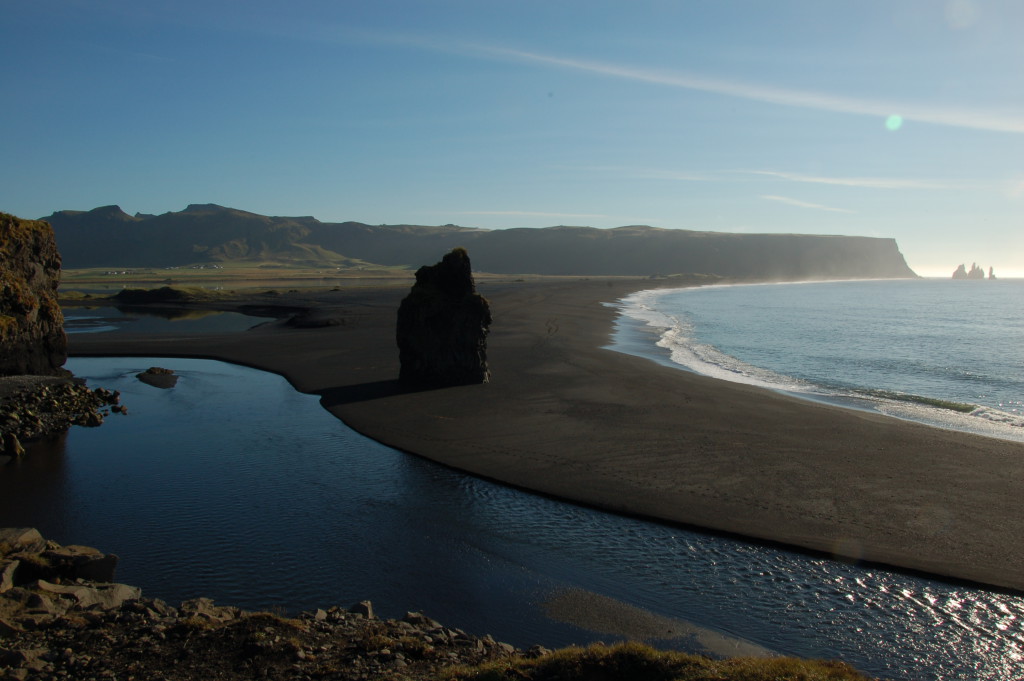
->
[613,278,1024,443]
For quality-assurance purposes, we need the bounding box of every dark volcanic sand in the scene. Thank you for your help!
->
[67,278,1024,593]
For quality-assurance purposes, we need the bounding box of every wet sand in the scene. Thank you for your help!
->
[68,278,1024,592]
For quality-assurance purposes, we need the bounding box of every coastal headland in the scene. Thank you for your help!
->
[67,276,1024,594]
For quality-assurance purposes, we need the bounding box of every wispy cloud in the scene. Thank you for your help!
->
[579,165,969,191]
[476,46,1024,135]
[745,170,968,190]
[577,166,966,192]
[218,25,1024,135]
[760,195,855,213]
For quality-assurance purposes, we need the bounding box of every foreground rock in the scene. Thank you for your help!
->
[0,213,67,377]
[0,529,525,681]
[396,248,492,387]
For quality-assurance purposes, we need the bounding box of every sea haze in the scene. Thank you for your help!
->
[612,278,1024,442]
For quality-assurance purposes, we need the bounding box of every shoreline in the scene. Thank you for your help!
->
[64,277,1024,593]
[611,284,1024,444]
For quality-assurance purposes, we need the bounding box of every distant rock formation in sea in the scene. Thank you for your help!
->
[41,203,919,281]
[952,263,990,280]
[397,248,491,387]
[0,213,67,376]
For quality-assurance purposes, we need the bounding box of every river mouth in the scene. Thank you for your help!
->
[3,357,1023,680]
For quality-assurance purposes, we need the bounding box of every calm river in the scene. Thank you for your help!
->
[2,355,1022,681]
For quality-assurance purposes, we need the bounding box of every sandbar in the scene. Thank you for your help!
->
[67,278,1024,592]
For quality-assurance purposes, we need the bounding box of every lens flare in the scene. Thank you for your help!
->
[885,114,903,131]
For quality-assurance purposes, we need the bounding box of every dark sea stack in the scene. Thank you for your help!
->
[952,263,986,280]
[0,213,67,376]
[396,248,491,387]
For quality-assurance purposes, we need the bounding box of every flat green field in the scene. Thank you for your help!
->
[59,262,416,295]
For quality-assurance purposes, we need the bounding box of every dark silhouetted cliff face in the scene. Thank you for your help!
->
[0,213,67,376]
[44,203,918,280]
[396,248,491,387]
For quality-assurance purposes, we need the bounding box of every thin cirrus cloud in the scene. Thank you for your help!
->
[744,170,970,190]
[580,165,967,191]
[478,46,1024,135]
[760,195,855,213]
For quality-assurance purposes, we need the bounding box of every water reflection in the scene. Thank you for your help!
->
[62,306,273,334]
[0,431,72,522]
[2,357,1022,680]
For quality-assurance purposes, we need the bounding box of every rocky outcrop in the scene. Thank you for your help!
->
[952,262,987,280]
[0,380,122,461]
[137,367,178,389]
[0,528,134,633]
[396,248,492,387]
[0,213,67,376]
[0,530,144,658]
[0,528,120,581]
[0,528,526,681]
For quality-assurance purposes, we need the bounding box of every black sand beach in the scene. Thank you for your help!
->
[67,278,1024,593]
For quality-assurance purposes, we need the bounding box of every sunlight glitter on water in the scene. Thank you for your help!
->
[4,357,1024,679]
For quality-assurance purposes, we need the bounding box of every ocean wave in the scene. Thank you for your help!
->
[873,401,1024,443]
[613,287,1024,444]
[616,289,816,394]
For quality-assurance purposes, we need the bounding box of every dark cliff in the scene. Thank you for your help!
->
[0,213,67,376]
[44,204,918,280]
[397,248,491,387]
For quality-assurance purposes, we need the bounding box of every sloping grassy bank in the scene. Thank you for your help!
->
[445,642,871,681]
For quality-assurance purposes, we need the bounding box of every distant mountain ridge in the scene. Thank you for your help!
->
[41,203,918,280]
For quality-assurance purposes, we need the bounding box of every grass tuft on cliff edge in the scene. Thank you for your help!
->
[439,642,871,681]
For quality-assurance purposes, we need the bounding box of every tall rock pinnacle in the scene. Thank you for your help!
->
[396,248,491,387]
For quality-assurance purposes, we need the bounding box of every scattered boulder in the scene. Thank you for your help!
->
[349,600,375,619]
[0,213,67,376]
[179,597,241,624]
[0,528,134,633]
[33,580,141,611]
[38,545,119,583]
[0,530,120,588]
[396,248,491,387]
[136,367,178,389]
[0,528,47,555]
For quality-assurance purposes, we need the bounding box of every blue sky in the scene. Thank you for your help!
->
[3,0,1022,276]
